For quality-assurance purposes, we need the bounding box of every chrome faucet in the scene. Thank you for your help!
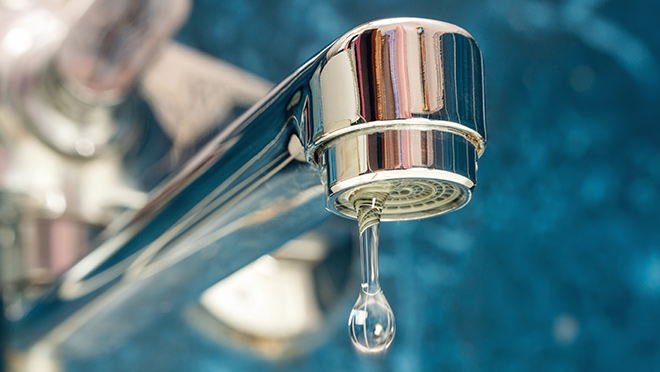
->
[1,3,486,369]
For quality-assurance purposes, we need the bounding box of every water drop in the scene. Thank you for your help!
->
[348,287,395,353]
[348,190,396,353]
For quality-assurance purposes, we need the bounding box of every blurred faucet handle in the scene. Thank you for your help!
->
[0,0,190,297]
[54,0,191,106]
[0,0,190,158]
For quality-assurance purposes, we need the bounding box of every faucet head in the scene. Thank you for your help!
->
[320,128,479,221]
[305,18,486,221]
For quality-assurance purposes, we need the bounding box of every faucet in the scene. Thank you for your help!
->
[1,3,486,368]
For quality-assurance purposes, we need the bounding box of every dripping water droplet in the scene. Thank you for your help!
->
[347,189,396,353]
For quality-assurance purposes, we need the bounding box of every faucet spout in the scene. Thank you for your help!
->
[7,17,487,360]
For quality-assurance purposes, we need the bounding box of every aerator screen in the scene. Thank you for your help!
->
[334,179,469,221]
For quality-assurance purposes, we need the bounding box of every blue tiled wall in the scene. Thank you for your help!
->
[73,1,660,370]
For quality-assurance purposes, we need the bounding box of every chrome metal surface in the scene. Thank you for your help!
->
[306,19,486,153]
[303,18,487,219]
[2,16,487,367]
[324,130,475,220]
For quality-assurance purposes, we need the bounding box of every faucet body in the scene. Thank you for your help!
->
[1,13,485,366]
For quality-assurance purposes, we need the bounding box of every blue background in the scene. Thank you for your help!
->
[75,0,660,371]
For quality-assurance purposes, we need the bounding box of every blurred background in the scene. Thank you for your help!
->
[4,0,660,371]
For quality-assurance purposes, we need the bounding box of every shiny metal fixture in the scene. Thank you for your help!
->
[1,13,486,368]
[306,19,486,220]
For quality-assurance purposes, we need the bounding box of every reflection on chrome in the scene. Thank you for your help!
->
[188,225,355,359]
[1,11,486,369]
